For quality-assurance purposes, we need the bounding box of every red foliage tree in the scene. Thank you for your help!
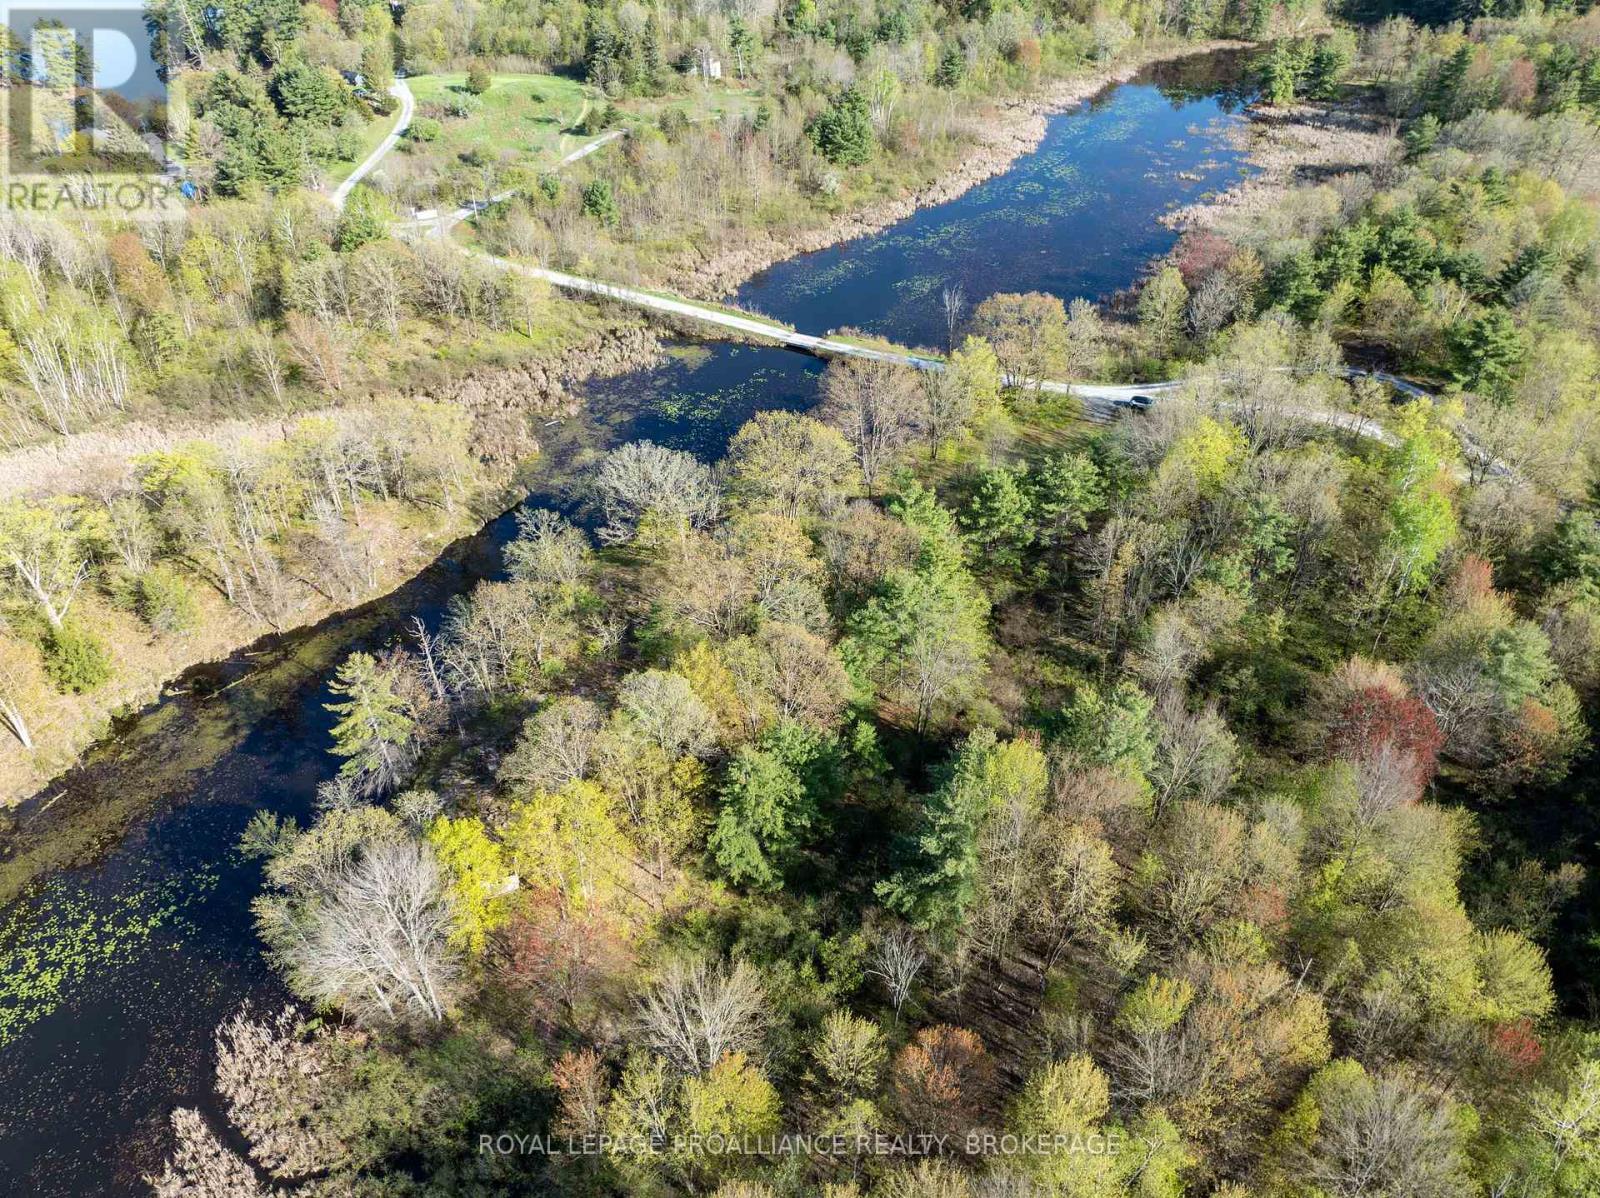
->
[1448,553,1497,609]
[1501,59,1537,110]
[1490,1019,1544,1075]
[502,890,631,1032]
[1175,232,1239,287]
[552,1049,611,1139]
[890,1025,996,1141]
[1326,685,1445,798]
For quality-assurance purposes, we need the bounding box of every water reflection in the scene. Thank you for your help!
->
[0,62,1250,1197]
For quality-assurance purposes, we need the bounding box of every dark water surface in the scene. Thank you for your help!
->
[0,55,1248,1196]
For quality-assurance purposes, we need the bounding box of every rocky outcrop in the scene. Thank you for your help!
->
[679,41,1250,300]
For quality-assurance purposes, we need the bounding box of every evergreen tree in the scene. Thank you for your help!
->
[582,179,620,227]
[1449,310,1528,403]
[336,186,390,252]
[709,721,841,890]
[326,651,416,796]
[935,43,966,88]
[807,87,875,166]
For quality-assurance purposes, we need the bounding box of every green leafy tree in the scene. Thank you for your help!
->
[1138,266,1189,358]
[504,779,629,910]
[426,815,510,954]
[674,1053,781,1184]
[1006,1055,1120,1190]
[949,335,1003,416]
[0,499,97,630]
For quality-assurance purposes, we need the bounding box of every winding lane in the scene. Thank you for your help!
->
[330,80,415,209]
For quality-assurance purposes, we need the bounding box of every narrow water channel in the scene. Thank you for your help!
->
[0,53,1250,1196]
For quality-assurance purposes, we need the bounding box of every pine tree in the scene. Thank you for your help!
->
[326,651,416,796]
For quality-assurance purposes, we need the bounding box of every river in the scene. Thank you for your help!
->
[0,51,1250,1196]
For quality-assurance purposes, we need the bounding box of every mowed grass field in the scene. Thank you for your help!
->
[407,72,599,166]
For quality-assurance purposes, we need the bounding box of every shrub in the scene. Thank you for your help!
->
[408,116,442,143]
[658,108,690,143]
[136,566,199,635]
[464,64,492,95]
[42,621,113,693]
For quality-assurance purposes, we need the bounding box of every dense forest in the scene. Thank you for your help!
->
[1,0,1600,1193]
[130,8,1600,1197]
[0,0,1299,800]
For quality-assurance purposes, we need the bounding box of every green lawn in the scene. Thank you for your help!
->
[406,72,600,167]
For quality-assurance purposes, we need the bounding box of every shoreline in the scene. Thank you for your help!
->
[678,39,1252,301]
[0,321,664,814]
[1159,92,1397,233]
[0,39,1255,827]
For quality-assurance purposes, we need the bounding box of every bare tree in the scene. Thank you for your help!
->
[502,696,604,791]
[819,358,924,494]
[0,637,41,750]
[259,838,458,1026]
[920,367,975,458]
[867,927,926,1024]
[615,669,717,759]
[1301,1072,1467,1198]
[593,440,720,545]
[637,957,767,1073]
[941,282,965,351]
[409,616,448,703]
[19,316,130,434]
[505,509,592,591]
[1149,691,1236,817]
